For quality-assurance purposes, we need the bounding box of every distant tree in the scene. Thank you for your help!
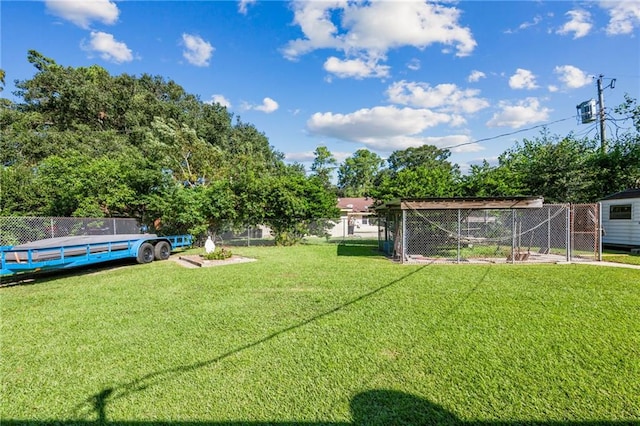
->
[386,145,452,172]
[371,145,460,201]
[310,146,337,189]
[337,149,384,197]
[264,166,339,245]
[460,160,525,197]
[585,95,640,198]
[496,131,597,203]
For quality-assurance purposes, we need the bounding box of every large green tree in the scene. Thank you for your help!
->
[370,145,461,201]
[310,145,337,190]
[264,167,339,245]
[337,149,384,197]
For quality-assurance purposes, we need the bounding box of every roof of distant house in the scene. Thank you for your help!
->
[337,197,374,213]
[601,188,640,201]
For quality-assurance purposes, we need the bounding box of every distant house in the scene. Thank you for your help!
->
[328,197,378,238]
[600,188,640,248]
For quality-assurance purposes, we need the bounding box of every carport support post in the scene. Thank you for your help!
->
[402,210,407,264]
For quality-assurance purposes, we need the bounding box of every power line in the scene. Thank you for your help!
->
[441,115,576,151]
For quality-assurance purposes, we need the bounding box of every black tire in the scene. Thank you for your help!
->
[136,242,155,264]
[154,241,171,261]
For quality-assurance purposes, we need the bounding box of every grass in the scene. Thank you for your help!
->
[1,241,639,425]
[602,249,640,266]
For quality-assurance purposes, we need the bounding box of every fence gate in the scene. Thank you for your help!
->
[570,204,601,261]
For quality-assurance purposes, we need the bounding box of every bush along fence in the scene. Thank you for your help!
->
[377,202,601,264]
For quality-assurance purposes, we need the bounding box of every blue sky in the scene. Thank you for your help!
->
[2,0,639,172]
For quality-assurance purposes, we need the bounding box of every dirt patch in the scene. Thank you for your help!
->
[172,254,257,268]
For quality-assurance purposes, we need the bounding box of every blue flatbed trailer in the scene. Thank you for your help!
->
[0,234,192,277]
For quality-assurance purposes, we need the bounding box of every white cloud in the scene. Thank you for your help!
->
[283,1,476,78]
[181,34,214,67]
[557,9,593,39]
[509,68,539,90]
[244,97,279,113]
[45,0,119,29]
[600,1,640,35]
[307,105,462,150]
[467,70,486,83]
[519,15,543,30]
[554,65,592,89]
[82,31,133,63]
[323,56,390,79]
[486,98,551,128]
[504,15,543,34]
[238,0,256,15]
[424,135,483,153]
[286,150,353,163]
[285,151,315,162]
[407,58,421,71]
[207,94,231,108]
[548,85,559,93]
[386,80,489,114]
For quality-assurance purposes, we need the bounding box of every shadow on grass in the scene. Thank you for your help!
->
[336,239,382,257]
[64,265,430,422]
[0,258,139,288]
[3,389,637,425]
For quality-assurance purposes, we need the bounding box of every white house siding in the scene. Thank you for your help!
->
[601,198,640,246]
[327,216,379,238]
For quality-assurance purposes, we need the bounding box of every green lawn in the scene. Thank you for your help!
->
[603,250,640,266]
[1,242,639,425]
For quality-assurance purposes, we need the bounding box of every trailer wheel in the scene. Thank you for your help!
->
[154,241,171,261]
[136,243,155,264]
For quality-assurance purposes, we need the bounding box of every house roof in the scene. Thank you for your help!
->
[376,196,544,211]
[601,188,640,201]
[337,197,374,213]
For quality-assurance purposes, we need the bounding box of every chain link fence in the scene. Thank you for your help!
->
[1,205,602,263]
[571,203,601,261]
[0,217,141,246]
[378,204,601,264]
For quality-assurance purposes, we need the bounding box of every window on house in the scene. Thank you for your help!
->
[610,204,632,220]
[361,217,368,225]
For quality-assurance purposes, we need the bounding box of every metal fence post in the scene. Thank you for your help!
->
[457,208,461,264]
[547,208,551,254]
[598,203,603,261]
[402,210,407,264]
[566,205,571,262]
[511,210,516,264]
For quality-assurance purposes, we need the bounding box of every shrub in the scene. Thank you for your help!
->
[203,247,233,260]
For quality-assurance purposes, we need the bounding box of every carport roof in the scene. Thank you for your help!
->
[376,196,544,211]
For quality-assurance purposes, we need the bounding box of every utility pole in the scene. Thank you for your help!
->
[597,74,606,152]
[595,74,616,153]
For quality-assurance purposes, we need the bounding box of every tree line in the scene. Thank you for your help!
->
[1,51,639,243]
